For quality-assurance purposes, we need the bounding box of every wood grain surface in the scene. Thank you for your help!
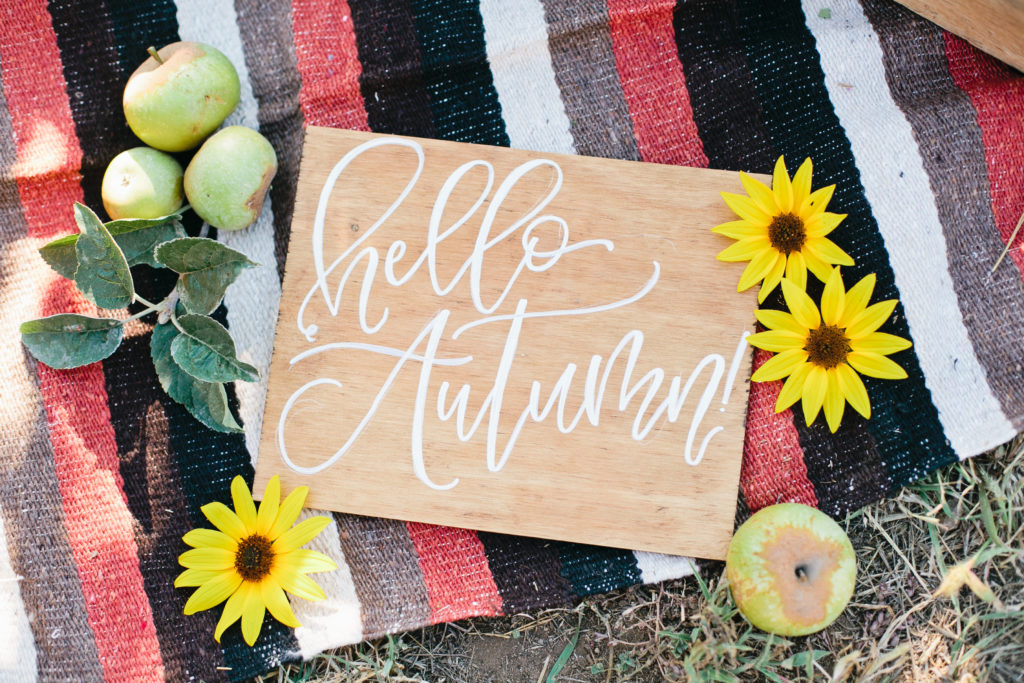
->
[255,127,764,560]
[894,0,1024,72]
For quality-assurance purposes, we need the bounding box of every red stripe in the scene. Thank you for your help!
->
[0,4,164,680]
[406,523,503,623]
[741,349,818,510]
[944,34,1024,278]
[291,0,370,131]
[606,0,708,168]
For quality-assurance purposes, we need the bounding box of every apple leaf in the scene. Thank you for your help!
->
[151,321,243,433]
[20,314,124,369]
[154,237,256,315]
[39,234,80,279]
[40,208,188,277]
[72,202,134,309]
[170,314,259,383]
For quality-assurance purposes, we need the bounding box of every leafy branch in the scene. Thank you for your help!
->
[20,202,257,433]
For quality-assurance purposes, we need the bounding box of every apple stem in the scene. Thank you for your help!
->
[147,46,164,64]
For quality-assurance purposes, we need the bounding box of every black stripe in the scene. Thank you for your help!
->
[733,0,956,493]
[672,0,776,173]
[477,533,575,613]
[47,0,134,215]
[350,0,436,138]
[556,543,640,598]
[407,0,508,146]
[106,0,180,76]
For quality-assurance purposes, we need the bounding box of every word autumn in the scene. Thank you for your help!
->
[277,137,749,490]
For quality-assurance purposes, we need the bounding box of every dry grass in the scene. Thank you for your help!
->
[256,435,1024,682]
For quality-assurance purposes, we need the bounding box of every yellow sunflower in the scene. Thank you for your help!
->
[175,475,337,646]
[746,267,912,432]
[714,156,855,302]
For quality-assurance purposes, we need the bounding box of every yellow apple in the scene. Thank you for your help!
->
[101,147,184,220]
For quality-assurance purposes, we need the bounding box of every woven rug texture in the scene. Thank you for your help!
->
[0,0,1022,680]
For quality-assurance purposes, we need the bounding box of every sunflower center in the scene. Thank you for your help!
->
[767,213,806,254]
[234,534,275,582]
[805,324,851,369]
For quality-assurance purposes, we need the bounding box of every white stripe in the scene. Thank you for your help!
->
[801,0,1016,457]
[175,1,283,464]
[479,0,576,154]
[290,512,363,657]
[633,551,696,585]
[175,4,364,650]
[0,506,37,682]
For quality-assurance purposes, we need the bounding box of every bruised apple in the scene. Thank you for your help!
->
[101,147,184,220]
[184,126,277,231]
[123,42,240,152]
[726,503,856,637]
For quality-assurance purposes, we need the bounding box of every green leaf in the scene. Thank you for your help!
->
[545,618,580,683]
[73,202,134,309]
[113,219,187,268]
[154,237,256,314]
[170,314,259,383]
[39,234,79,279]
[38,208,186,277]
[20,314,123,369]
[151,321,243,433]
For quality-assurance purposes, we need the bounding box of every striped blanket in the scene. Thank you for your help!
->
[1,0,1021,680]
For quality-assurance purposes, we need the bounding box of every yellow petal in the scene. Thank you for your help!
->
[850,331,912,355]
[183,570,242,615]
[722,192,772,224]
[273,515,333,554]
[717,236,771,262]
[256,476,281,537]
[240,584,267,647]
[273,565,327,601]
[737,249,780,292]
[175,568,223,588]
[261,579,302,629]
[746,329,806,353]
[802,248,835,283]
[758,253,787,303]
[781,278,821,329]
[839,273,877,326]
[847,299,898,339]
[201,502,247,541]
[214,582,249,642]
[836,363,871,419]
[804,212,845,237]
[182,528,237,552]
[268,487,310,541]
[823,370,845,433]
[820,267,845,325]
[739,171,778,214]
[754,308,807,335]
[805,237,855,267]
[801,366,828,426]
[751,349,809,382]
[784,252,807,292]
[805,184,835,213]
[791,158,813,207]
[848,352,908,379]
[282,548,339,574]
[772,156,793,212]
[775,363,812,413]
[712,220,765,240]
[179,547,236,571]
[231,476,258,529]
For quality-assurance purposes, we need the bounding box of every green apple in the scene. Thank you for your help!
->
[184,126,277,231]
[726,503,856,637]
[101,147,184,220]
[123,42,240,152]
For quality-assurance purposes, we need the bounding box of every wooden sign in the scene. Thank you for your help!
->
[255,127,760,560]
